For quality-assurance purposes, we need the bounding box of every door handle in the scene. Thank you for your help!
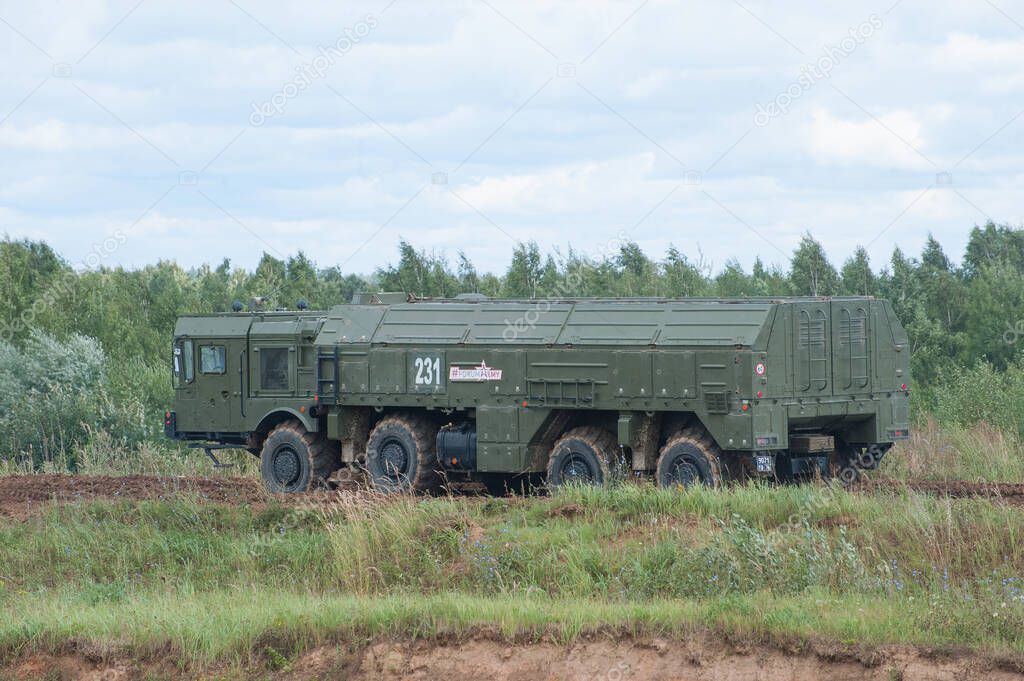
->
[239,351,246,417]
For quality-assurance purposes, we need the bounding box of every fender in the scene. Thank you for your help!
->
[254,407,317,435]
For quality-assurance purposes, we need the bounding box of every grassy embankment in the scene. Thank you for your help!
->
[1,481,1024,667]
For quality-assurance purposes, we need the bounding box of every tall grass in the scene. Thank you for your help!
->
[3,485,1022,598]
[0,437,259,477]
[885,416,1024,482]
[2,485,1024,661]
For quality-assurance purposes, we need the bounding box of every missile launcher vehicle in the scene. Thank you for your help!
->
[166,294,910,493]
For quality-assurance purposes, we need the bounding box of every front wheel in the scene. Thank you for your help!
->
[260,420,340,493]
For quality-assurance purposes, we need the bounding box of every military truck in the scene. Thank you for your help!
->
[165,295,910,493]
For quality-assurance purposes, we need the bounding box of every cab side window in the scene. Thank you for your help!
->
[260,347,290,391]
[181,340,194,383]
[200,345,226,374]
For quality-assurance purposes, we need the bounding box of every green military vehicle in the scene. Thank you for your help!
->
[165,294,910,493]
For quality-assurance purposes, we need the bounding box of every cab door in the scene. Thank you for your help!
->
[172,338,198,431]
[191,340,233,432]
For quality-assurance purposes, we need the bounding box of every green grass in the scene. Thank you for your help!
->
[1,588,1019,664]
[2,484,1020,597]
[0,437,260,477]
[1,483,1024,664]
[883,416,1024,482]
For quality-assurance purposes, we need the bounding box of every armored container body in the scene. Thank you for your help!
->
[166,296,910,493]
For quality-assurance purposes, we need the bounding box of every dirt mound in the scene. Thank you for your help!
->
[0,474,267,518]
[863,478,1024,504]
[8,635,1024,680]
[343,637,1024,681]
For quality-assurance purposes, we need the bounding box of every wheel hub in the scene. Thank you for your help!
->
[561,453,594,483]
[380,438,410,480]
[670,458,700,488]
[272,446,301,486]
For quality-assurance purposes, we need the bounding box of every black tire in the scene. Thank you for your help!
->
[829,445,861,487]
[365,414,441,494]
[858,443,889,470]
[260,420,340,493]
[656,426,724,489]
[546,426,617,490]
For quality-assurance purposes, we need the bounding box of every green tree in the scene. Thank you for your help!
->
[661,246,710,297]
[789,233,838,296]
[377,241,458,297]
[839,247,877,296]
[714,259,753,296]
[503,242,543,297]
[963,221,1024,278]
[615,241,657,296]
[248,253,287,306]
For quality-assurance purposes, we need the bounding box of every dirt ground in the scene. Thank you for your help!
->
[7,634,1024,680]
[2,474,1024,520]
[0,473,268,519]
[860,478,1024,504]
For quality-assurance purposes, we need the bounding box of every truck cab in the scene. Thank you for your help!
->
[166,310,326,449]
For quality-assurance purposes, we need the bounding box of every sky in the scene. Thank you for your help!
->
[1,0,1022,277]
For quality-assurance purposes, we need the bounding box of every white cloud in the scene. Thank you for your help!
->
[808,108,931,169]
[0,120,76,151]
[450,153,673,214]
[0,176,58,200]
[932,33,1024,94]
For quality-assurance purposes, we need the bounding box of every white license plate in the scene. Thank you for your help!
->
[755,455,774,473]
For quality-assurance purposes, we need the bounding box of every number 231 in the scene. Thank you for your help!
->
[414,356,441,385]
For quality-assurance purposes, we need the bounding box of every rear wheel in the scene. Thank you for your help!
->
[546,426,617,490]
[365,414,441,494]
[830,445,860,486]
[656,426,724,489]
[260,420,340,493]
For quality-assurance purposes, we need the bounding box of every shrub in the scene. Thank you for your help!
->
[0,330,152,468]
[925,360,1024,439]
